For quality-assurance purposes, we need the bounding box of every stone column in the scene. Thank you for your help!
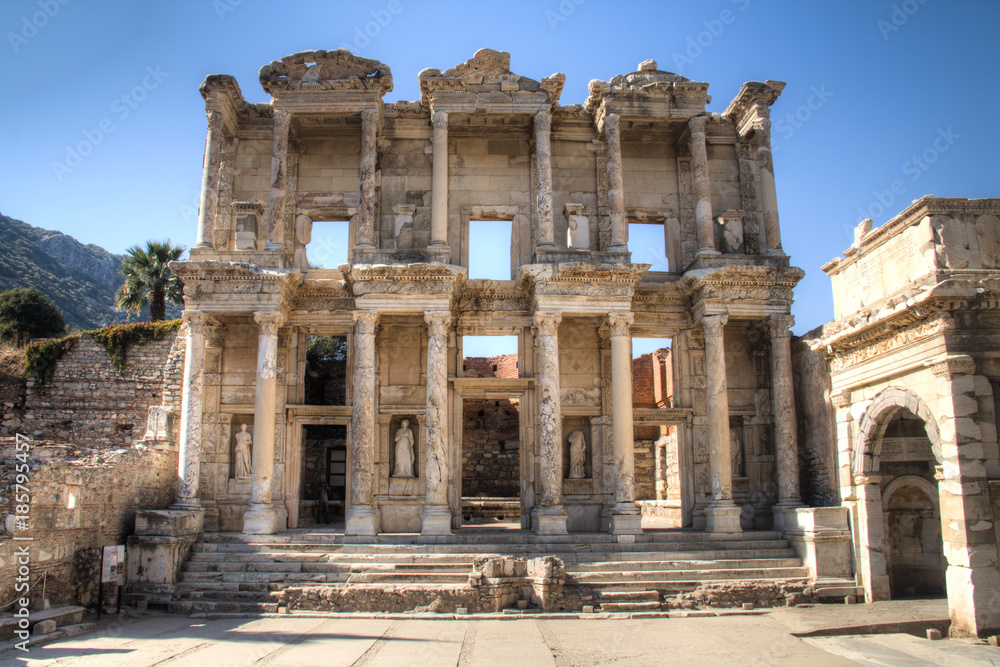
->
[174,311,209,509]
[534,110,555,250]
[346,310,379,535]
[357,108,378,248]
[755,113,783,254]
[689,116,718,256]
[609,313,642,535]
[195,111,224,249]
[242,311,283,534]
[534,311,568,534]
[768,314,802,525]
[703,313,741,532]
[430,110,449,248]
[264,108,291,251]
[421,311,452,535]
[603,113,627,252]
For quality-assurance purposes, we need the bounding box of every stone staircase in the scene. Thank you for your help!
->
[162,530,854,614]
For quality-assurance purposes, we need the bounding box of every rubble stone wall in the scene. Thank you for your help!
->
[0,439,177,609]
[791,329,839,506]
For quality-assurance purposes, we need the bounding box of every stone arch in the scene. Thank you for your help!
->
[854,387,941,474]
[882,475,939,513]
[881,475,946,597]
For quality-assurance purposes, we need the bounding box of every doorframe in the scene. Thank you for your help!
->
[285,405,352,528]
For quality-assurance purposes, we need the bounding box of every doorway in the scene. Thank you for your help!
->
[300,424,347,525]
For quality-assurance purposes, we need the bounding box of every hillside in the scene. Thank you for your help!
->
[0,213,181,331]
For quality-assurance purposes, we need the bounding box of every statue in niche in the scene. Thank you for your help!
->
[393,419,415,478]
[233,423,253,478]
[293,214,312,269]
[730,426,744,477]
[567,430,587,479]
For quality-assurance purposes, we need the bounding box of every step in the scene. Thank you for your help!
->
[569,566,810,584]
[599,590,660,602]
[599,601,662,612]
[580,576,810,594]
[168,600,279,614]
[568,557,802,572]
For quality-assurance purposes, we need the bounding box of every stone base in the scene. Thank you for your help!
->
[535,508,568,535]
[704,504,743,534]
[609,504,643,535]
[780,506,853,579]
[137,507,204,537]
[420,505,453,536]
[242,503,280,535]
[345,504,379,536]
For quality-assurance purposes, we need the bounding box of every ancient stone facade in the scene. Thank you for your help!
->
[818,196,1000,637]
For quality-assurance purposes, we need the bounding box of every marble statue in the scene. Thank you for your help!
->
[730,426,743,477]
[393,419,415,478]
[234,423,253,478]
[568,429,586,479]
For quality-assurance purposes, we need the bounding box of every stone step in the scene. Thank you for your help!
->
[186,552,476,565]
[168,599,279,614]
[568,566,811,584]
[598,590,661,602]
[599,601,663,612]
[580,575,809,594]
[568,557,802,572]
[183,560,472,574]
[812,579,864,600]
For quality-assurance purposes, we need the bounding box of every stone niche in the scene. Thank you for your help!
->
[562,416,600,532]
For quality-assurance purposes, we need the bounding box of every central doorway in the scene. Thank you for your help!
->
[300,424,347,525]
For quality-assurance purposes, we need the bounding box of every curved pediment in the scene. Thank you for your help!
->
[418,48,564,108]
[259,49,392,96]
[586,59,710,114]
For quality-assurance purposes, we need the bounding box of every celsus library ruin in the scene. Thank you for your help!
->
[2,49,998,637]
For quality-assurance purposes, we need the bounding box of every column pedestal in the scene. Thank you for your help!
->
[704,505,743,533]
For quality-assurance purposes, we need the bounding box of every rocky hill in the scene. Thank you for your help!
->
[0,213,180,331]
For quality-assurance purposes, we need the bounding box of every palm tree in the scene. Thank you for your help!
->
[115,240,186,322]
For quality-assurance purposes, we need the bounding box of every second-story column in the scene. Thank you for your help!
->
[243,311,283,534]
[174,310,209,511]
[264,108,291,252]
[689,116,718,256]
[609,313,642,536]
[421,311,453,536]
[534,110,555,250]
[357,108,378,248]
[769,314,802,527]
[195,111,224,249]
[603,113,628,252]
[346,311,379,535]
[755,112,783,254]
[430,110,449,249]
[703,314,741,533]
[535,311,568,535]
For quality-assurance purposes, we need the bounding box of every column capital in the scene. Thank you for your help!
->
[688,115,708,134]
[603,112,620,135]
[928,354,975,377]
[254,310,284,336]
[533,311,562,336]
[272,107,291,129]
[853,473,883,487]
[703,313,729,339]
[424,310,452,332]
[361,108,378,124]
[831,390,852,409]
[353,310,379,335]
[534,110,551,132]
[432,110,449,129]
[607,312,634,337]
[182,310,211,333]
[767,314,795,338]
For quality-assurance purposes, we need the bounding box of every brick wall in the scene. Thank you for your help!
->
[462,354,518,379]
[461,398,520,497]
[20,331,184,446]
[0,438,176,608]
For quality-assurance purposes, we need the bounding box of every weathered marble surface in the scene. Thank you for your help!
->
[175,312,208,507]
[347,310,378,535]
[422,310,452,535]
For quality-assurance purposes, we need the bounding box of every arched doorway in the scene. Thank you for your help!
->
[883,475,946,597]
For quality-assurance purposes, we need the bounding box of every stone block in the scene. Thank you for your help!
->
[34,620,56,635]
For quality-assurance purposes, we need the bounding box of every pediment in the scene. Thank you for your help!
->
[418,48,564,108]
[259,50,393,95]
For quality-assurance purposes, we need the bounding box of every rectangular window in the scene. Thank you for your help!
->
[628,222,669,271]
[307,220,350,269]
[468,220,513,280]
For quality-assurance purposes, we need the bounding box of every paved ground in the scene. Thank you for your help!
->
[4,600,1000,666]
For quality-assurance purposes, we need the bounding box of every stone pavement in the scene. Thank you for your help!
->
[3,599,999,666]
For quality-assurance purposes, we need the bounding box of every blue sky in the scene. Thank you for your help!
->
[2,0,998,353]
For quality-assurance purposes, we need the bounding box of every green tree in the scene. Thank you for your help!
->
[0,287,66,347]
[115,240,186,322]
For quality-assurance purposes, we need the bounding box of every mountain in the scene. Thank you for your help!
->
[0,213,181,331]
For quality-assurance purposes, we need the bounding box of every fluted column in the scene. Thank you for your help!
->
[421,311,452,536]
[603,113,627,252]
[769,314,802,518]
[430,110,449,249]
[609,313,642,535]
[535,311,568,535]
[534,110,555,250]
[264,108,291,251]
[242,311,283,534]
[174,310,209,509]
[703,313,741,533]
[689,116,718,256]
[357,108,378,248]
[195,111,224,249]
[346,310,379,535]
[755,112,783,254]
